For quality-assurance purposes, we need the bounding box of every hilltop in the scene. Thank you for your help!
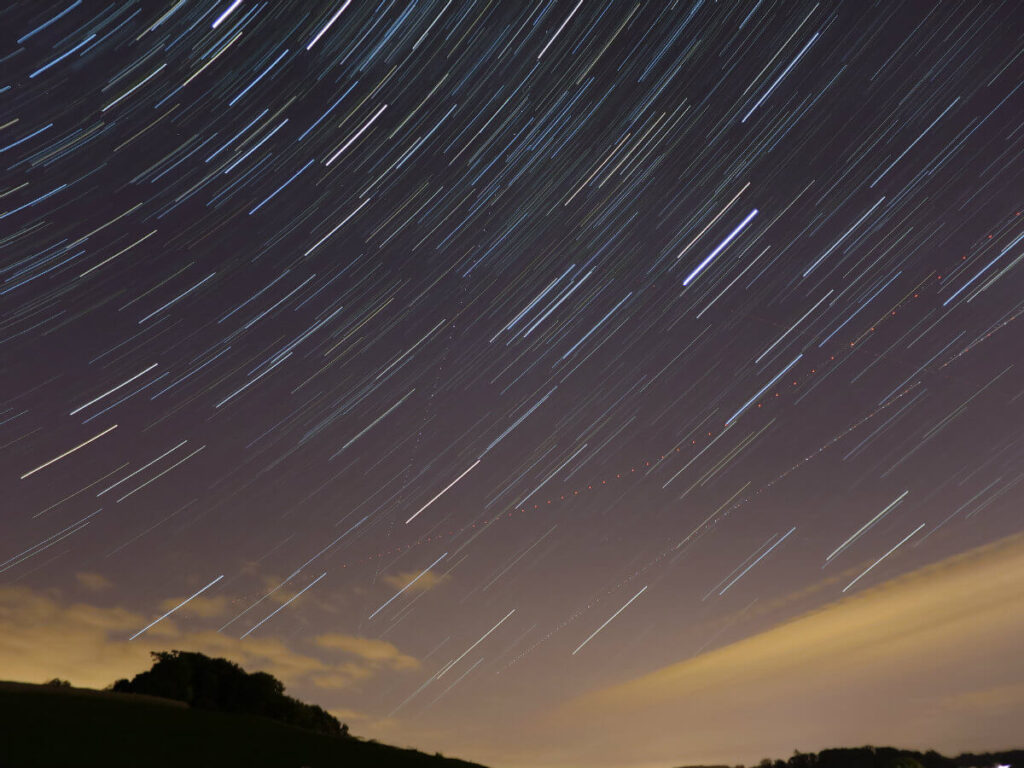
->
[0,679,486,768]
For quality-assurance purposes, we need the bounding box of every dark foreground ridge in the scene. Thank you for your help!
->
[679,747,1022,768]
[0,677,487,768]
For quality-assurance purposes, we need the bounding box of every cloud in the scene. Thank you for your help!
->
[516,532,1024,768]
[935,680,1024,715]
[75,572,112,591]
[314,633,420,670]
[0,585,152,690]
[0,585,418,700]
[380,569,449,594]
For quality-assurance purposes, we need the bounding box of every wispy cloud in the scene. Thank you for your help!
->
[472,533,1024,768]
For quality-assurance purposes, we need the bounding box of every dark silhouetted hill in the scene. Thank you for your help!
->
[0,678,486,768]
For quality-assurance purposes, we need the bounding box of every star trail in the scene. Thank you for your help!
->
[2,2,1023,765]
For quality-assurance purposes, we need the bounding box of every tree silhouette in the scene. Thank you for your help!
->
[111,650,349,738]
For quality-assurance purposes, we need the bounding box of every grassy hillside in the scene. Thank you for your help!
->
[0,681,486,768]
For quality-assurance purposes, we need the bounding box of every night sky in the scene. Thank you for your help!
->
[2,2,1023,766]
